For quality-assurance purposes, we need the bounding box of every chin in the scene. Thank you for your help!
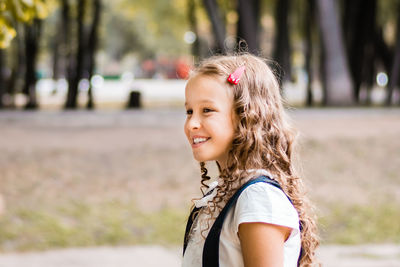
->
[193,156,208,162]
[192,153,212,163]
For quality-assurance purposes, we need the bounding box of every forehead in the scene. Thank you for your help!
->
[185,74,232,105]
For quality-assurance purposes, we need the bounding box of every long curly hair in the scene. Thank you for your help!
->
[190,54,319,266]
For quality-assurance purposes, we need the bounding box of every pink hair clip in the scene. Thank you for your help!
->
[227,66,245,85]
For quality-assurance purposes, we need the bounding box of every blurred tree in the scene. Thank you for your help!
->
[0,49,4,108]
[102,14,151,60]
[203,0,226,53]
[236,0,260,53]
[0,13,16,49]
[51,0,70,83]
[0,0,51,109]
[375,0,397,86]
[23,18,42,109]
[0,0,49,46]
[197,0,264,55]
[86,0,101,109]
[4,25,24,109]
[112,0,189,59]
[1,0,399,109]
[273,0,291,82]
[187,0,200,59]
[65,0,86,109]
[343,0,377,105]
[316,0,353,105]
[64,0,102,109]
[304,0,316,106]
[386,1,400,105]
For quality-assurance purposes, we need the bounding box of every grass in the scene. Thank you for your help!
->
[0,200,187,252]
[319,202,400,244]
[2,196,400,252]
[3,200,399,252]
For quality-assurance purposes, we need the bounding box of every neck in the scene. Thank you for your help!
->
[216,161,224,173]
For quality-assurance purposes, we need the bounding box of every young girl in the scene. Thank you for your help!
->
[182,54,319,267]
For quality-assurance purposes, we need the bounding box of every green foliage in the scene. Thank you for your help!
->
[107,0,190,58]
[377,0,400,27]
[0,15,16,48]
[0,0,51,48]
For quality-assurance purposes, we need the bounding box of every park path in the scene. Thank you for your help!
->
[0,244,399,267]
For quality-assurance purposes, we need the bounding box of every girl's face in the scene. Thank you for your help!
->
[184,74,236,169]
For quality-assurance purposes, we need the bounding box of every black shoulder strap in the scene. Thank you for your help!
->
[202,175,282,267]
[183,205,201,255]
[183,184,218,255]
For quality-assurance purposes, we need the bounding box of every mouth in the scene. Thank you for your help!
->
[192,137,211,146]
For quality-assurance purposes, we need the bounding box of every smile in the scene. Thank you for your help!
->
[192,137,210,146]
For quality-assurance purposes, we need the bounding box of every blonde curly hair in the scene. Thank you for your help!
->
[190,54,319,266]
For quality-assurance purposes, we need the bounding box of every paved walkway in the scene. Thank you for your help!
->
[318,244,400,267]
[0,244,399,267]
[0,246,180,267]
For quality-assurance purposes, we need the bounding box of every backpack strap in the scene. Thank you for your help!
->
[183,205,201,255]
[202,175,282,267]
[183,185,217,255]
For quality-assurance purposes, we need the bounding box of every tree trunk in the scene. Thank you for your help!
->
[273,0,291,82]
[316,0,353,106]
[62,0,72,81]
[188,0,200,59]
[319,31,327,105]
[374,28,393,76]
[361,1,376,105]
[65,0,86,109]
[52,5,66,82]
[343,0,376,104]
[86,0,101,109]
[1,21,23,109]
[236,0,260,54]
[6,27,23,109]
[23,19,42,110]
[305,0,315,106]
[52,36,60,81]
[342,0,360,102]
[386,2,400,106]
[0,49,5,109]
[202,0,226,54]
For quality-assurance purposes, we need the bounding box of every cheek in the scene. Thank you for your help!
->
[183,120,190,140]
[222,119,236,146]
[213,119,234,144]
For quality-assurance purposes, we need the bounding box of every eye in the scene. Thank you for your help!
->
[203,108,214,113]
[186,109,193,115]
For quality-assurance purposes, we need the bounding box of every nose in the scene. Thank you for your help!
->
[186,115,201,131]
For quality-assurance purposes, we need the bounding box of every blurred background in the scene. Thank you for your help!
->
[0,0,399,266]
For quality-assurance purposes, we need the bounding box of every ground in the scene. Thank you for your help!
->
[0,244,400,267]
[0,108,399,265]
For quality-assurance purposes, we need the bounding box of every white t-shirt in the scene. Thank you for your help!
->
[182,174,301,267]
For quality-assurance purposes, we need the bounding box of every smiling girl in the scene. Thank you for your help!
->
[182,54,319,267]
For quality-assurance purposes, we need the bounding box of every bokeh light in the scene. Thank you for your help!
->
[376,72,388,87]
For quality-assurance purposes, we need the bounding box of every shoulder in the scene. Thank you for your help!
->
[233,181,300,235]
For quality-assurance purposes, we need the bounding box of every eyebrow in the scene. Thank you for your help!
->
[185,99,216,107]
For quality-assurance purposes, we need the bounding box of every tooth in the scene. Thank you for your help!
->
[194,138,207,144]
